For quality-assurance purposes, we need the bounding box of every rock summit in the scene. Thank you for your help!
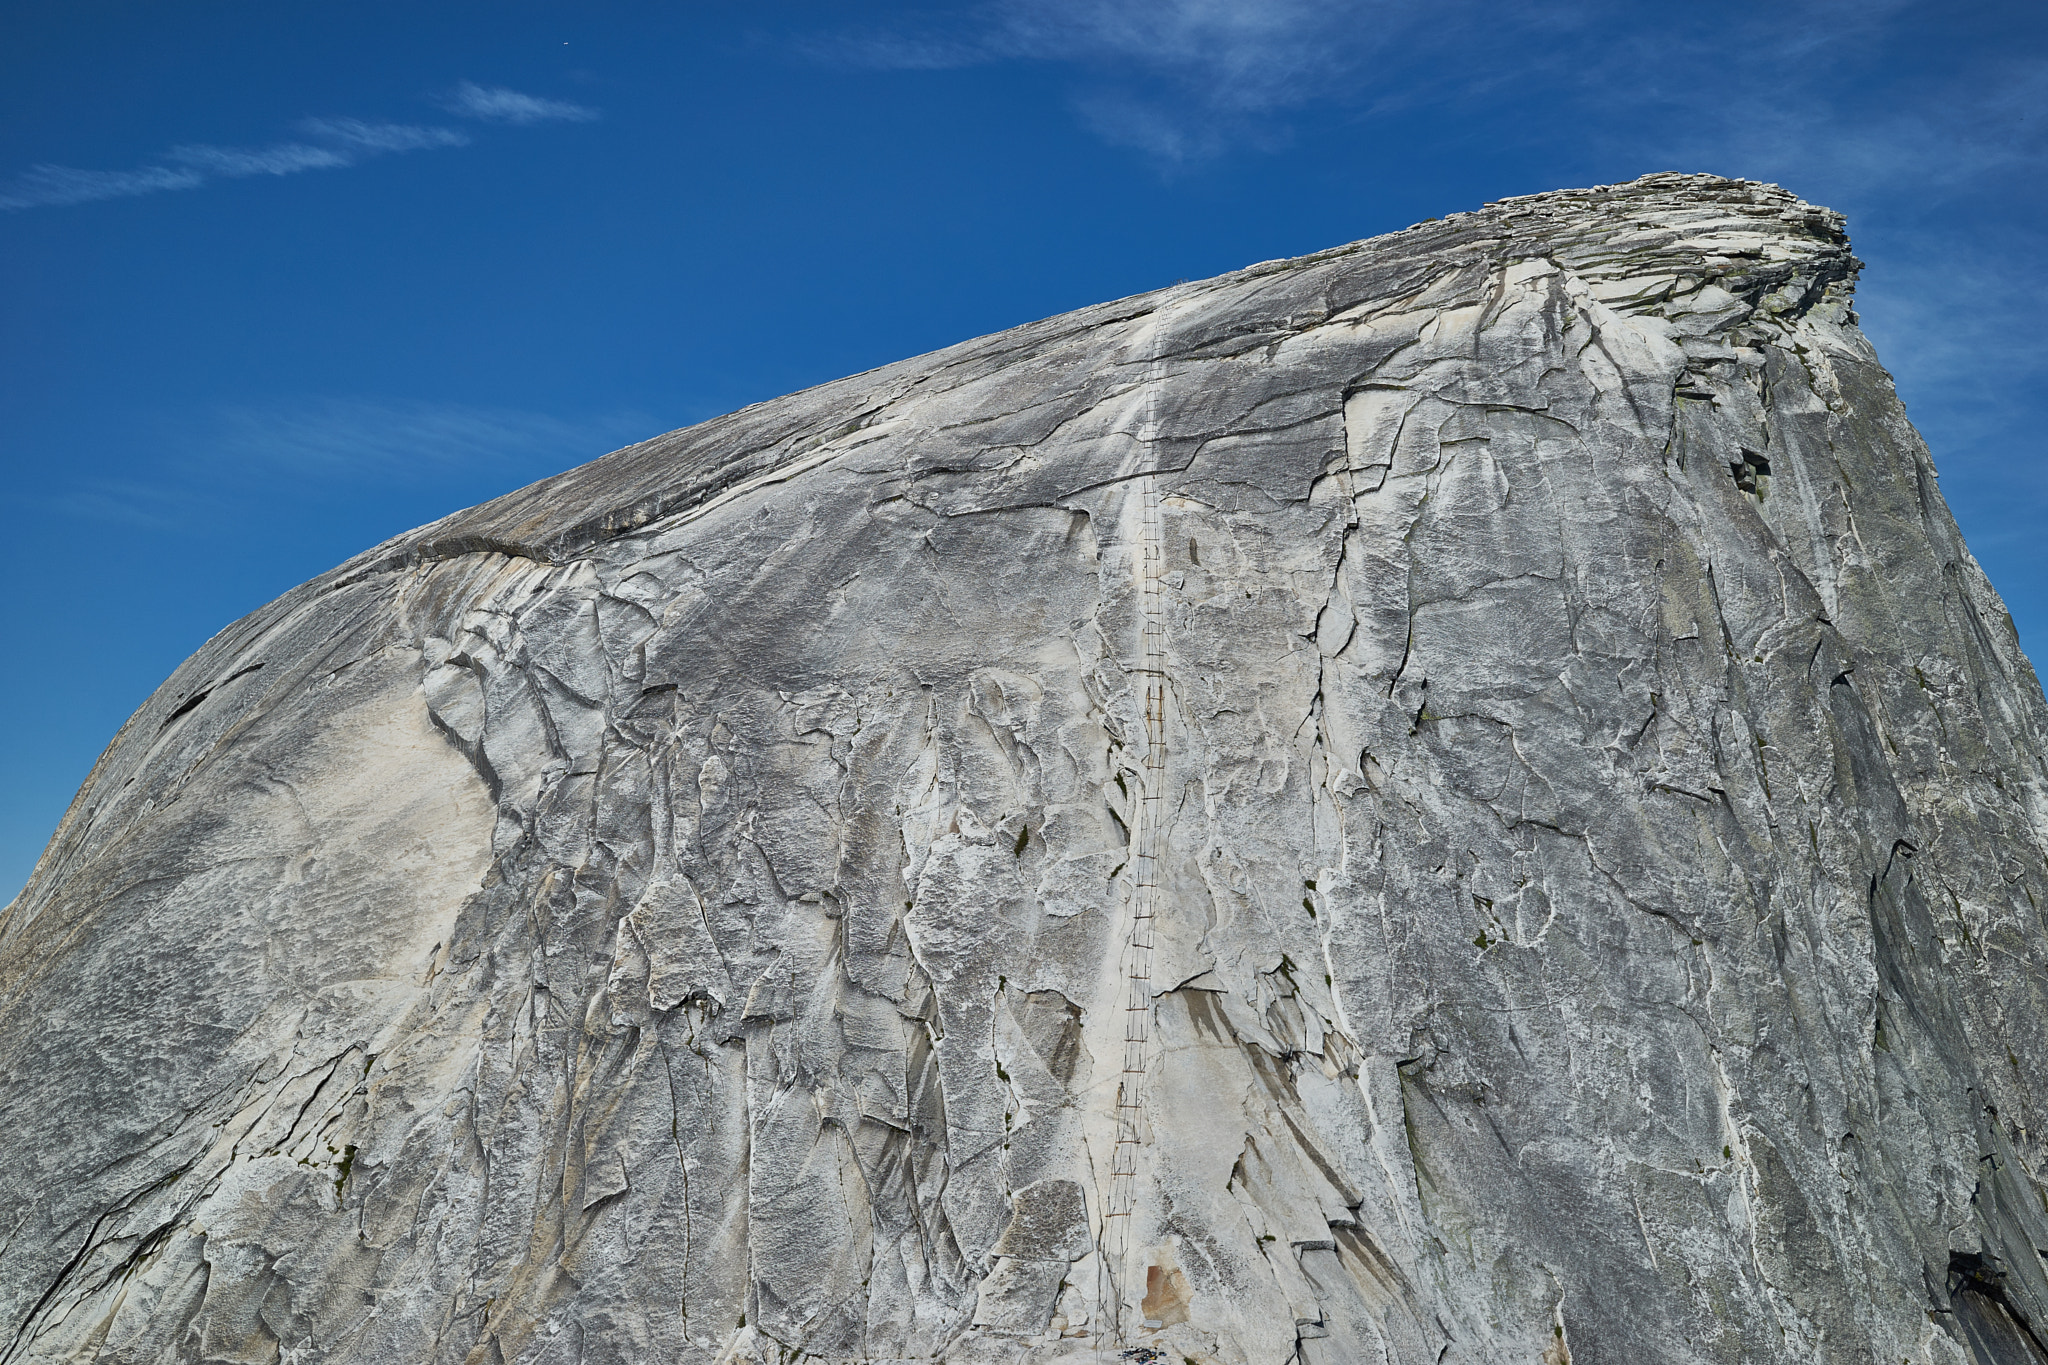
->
[7,173,2048,1365]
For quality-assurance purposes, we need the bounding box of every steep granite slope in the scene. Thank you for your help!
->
[7,172,2048,1365]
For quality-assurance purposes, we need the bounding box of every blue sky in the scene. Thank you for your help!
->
[4,0,2045,901]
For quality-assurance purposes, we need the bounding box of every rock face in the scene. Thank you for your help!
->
[7,172,2048,1365]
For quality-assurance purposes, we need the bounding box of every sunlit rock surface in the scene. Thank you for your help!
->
[8,172,2048,1365]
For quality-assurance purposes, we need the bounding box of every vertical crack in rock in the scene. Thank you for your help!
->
[7,173,2048,1365]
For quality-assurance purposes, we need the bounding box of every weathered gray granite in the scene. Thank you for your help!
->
[7,172,2048,1365]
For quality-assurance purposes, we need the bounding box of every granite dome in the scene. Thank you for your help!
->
[7,173,2048,1365]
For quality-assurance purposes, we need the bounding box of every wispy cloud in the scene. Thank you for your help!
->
[813,0,1401,162]
[991,0,1373,109]
[44,398,652,528]
[0,86,592,212]
[163,140,355,178]
[829,0,1373,93]
[204,397,646,479]
[297,118,475,153]
[43,477,218,530]
[0,163,207,210]
[438,81,600,125]
[0,119,465,211]
[808,0,2008,175]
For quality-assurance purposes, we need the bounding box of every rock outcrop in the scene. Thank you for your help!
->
[7,172,2048,1365]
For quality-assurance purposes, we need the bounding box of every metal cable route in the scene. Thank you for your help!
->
[1096,470,1168,1350]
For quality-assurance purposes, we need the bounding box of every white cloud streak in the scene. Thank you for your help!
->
[0,89,583,212]
[439,81,600,125]
[203,397,648,480]
[815,0,1397,160]
[297,118,474,153]
[813,0,2014,176]
[0,163,207,210]
[164,141,354,178]
[831,0,1372,90]
[49,398,649,527]
[44,477,218,530]
[993,0,1372,108]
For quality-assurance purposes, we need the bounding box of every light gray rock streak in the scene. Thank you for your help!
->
[7,173,2048,1364]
